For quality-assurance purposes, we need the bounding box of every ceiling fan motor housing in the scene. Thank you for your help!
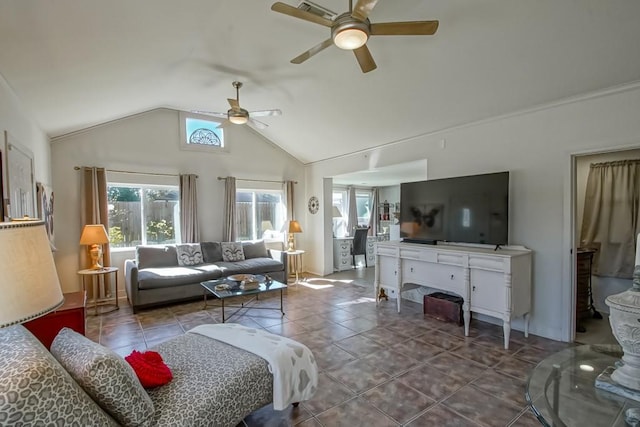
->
[332,12,370,50]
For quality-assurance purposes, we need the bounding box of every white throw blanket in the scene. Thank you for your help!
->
[188,324,318,410]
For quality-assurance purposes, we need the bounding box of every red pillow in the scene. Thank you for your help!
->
[125,350,173,388]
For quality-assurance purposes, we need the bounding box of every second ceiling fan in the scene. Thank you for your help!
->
[271,0,439,73]
[193,81,282,130]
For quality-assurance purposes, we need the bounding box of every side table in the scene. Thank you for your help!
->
[23,291,87,349]
[285,250,305,285]
[77,266,119,315]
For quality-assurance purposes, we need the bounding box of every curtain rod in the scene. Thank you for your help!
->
[74,167,197,178]
[217,176,297,184]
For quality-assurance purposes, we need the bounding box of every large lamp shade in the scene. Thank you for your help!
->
[0,221,64,327]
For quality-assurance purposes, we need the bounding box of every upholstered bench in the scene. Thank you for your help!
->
[0,325,318,426]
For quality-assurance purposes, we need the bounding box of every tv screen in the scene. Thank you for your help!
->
[400,172,509,245]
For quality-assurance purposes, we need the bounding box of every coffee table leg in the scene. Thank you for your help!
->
[280,289,285,316]
[222,299,226,323]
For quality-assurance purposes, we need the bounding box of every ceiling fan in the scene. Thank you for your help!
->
[271,0,439,73]
[192,81,282,129]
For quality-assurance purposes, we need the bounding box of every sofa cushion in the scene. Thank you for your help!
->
[215,258,285,276]
[221,242,245,262]
[242,240,269,259]
[0,325,118,426]
[138,266,222,290]
[176,243,203,266]
[137,245,179,269]
[201,241,223,263]
[51,328,155,427]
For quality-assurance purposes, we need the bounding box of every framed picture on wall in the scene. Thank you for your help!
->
[36,182,55,248]
[4,131,36,220]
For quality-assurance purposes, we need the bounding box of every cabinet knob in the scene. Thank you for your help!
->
[410,267,414,273]
[472,285,476,291]
[450,274,454,280]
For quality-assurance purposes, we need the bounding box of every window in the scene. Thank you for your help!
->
[236,189,285,242]
[332,187,372,237]
[179,112,226,152]
[107,184,180,248]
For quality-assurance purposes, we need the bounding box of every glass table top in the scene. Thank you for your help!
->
[201,275,287,299]
[525,344,640,427]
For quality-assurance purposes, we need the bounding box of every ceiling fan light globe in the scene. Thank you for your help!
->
[228,108,249,125]
[333,28,368,50]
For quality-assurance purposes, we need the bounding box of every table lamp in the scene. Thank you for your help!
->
[284,220,302,252]
[79,224,110,269]
[0,221,64,328]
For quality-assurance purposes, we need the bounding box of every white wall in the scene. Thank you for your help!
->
[575,149,640,313]
[51,108,304,294]
[305,84,640,342]
[0,74,52,216]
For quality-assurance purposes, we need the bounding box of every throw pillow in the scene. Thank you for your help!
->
[125,350,173,388]
[242,240,269,259]
[221,242,245,262]
[176,243,203,266]
[201,241,223,263]
[50,328,155,426]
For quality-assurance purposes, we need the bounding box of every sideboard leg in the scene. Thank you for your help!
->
[503,320,511,350]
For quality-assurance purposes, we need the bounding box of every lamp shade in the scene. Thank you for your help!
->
[79,224,109,245]
[332,206,343,218]
[287,220,302,234]
[261,220,274,231]
[0,221,64,327]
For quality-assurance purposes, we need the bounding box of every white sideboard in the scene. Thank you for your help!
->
[333,235,389,271]
[374,241,532,349]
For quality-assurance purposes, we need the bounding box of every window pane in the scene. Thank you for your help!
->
[143,188,179,245]
[107,184,180,248]
[236,191,253,241]
[356,192,371,226]
[185,118,224,147]
[108,186,142,248]
[236,190,284,241]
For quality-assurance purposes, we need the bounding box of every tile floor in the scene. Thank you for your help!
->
[88,268,573,427]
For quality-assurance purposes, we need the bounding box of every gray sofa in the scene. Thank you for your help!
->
[125,240,287,313]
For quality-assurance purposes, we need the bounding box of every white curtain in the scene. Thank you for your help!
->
[580,159,640,278]
[179,174,199,243]
[347,186,358,237]
[222,177,236,241]
[368,187,379,236]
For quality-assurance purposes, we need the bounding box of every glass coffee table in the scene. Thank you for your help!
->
[525,344,640,426]
[201,275,287,322]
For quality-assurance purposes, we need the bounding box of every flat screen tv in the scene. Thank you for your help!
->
[400,171,509,246]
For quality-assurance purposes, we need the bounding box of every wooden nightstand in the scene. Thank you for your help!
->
[23,291,87,349]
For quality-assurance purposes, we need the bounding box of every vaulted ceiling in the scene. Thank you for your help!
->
[1,0,639,165]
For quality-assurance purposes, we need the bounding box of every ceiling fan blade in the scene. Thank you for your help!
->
[351,0,379,21]
[248,118,269,129]
[227,98,240,110]
[191,110,228,119]
[271,2,333,27]
[291,38,333,64]
[370,21,439,36]
[353,44,377,73]
[250,109,282,117]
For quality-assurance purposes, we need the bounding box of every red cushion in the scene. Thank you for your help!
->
[125,350,173,388]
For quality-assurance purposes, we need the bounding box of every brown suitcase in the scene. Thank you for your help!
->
[423,292,464,326]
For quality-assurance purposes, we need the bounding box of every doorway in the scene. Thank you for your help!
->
[572,148,640,345]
